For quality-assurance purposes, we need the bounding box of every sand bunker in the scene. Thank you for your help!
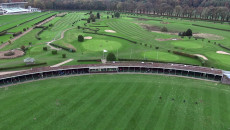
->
[105,30,116,33]
[194,54,208,60]
[156,38,181,41]
[84,36,93,40]
[193,33,224,40]
[0,49,24,59]
[216,51,230,55]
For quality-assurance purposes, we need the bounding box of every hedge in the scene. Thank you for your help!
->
[83,31,137,44]
[172,51,198,58]
[35,26,48,40]
[0,62,47,71]
[50,43,76,52]
[0,31,7,36]
[192,24,230,32]
[13,31,22,37]
[218,44,230,51]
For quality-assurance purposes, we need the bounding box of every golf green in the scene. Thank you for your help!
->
[82,39,122,51]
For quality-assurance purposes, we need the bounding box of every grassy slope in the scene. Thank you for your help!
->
[0,11,230,70]
[0,74,230,130]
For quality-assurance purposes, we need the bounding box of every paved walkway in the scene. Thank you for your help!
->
[50,59,74,67]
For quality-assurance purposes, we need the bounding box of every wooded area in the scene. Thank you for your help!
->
[1,0,230,21]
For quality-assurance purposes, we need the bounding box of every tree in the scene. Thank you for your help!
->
[186,29,193,36]
[114,12,120,18]
[97,12,100,19]
[78,35,84,42]
[161,26,168,32]
[106,52,116,61]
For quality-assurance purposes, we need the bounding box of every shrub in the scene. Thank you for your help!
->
[8,40,11,44]
[112,15,114,18]
[49,24,53,27]
[21,46,26,52]
[92,18,96,22]
[78,26,81,29]
[62,54,66,58]
[168,50,171,52]
[145,44,147,47]
[43,47,48,51]
[78,35,84,42]
[23,28,27,31]
[115,12,120,18]
[155,47,159,50]
[208,40,210,43]
[87,18,90,23]
[107,16,109,19]
[161,26,168,32]
[4,51,15,56]
[97,13,100,19]
[185,29,192,36]
[29,42,32,46]
[106,52,116,61]
[52,50,57,55]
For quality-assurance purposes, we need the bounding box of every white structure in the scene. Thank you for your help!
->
[24,58,35,65]
[0,2,41,15]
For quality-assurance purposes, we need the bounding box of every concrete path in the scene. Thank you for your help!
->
[50,59,74,67]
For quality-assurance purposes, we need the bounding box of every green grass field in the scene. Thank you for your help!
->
[0,74,230,130]
[0,11,230,70]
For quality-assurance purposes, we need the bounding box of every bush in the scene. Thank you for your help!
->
[107,16,109,19]
[29,42,32,46]
[161,26,168,32]
[62,54,66,58]
[4,51,15,56]
[52,50,57,55]
[114,12,120,18]
[97,13,100,19]
[21,46,26,52]
[185,29,192,36]
[23,28,27,31]
[43,47,48,51]
[8,40,11,44]
[92,18,96,22]
[106,52,116,61]
[87,18,90,23]
[49,24,53,27]
[78,35,84,42]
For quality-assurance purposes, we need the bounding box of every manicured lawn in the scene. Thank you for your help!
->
[1,11,230,71]
[0,74,230,130]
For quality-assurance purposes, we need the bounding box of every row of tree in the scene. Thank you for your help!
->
[17,0,230,21]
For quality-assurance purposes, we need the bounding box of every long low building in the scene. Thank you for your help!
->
[0,2,40,15]
[0,62,229,87]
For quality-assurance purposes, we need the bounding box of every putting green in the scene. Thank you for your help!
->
[144,51,180,61]
[82,39,122,51]
[171,41,203,49]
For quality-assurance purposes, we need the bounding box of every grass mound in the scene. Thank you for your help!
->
[0,74,230,129]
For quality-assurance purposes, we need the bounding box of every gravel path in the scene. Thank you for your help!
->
[50,59,74,67]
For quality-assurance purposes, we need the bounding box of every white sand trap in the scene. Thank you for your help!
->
[84,36,93,39]
[216,51,230,55]
[105,30,116,33]
[194,54,208,60]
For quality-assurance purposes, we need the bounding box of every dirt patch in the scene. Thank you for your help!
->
[105,30,116,33]
[193,33,224,40]
[0,49,24,59]
[156,38,181,41]
[194,54,208,60]
[160,21,170,24]
[216,51,230,55]
[84,36,93,40]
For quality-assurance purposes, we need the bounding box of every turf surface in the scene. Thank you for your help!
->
[0,74,230,130]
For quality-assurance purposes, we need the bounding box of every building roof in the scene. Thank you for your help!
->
[24,58,35,63]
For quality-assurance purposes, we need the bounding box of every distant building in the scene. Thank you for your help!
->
[0,1,41,15]
[24,58,35,65]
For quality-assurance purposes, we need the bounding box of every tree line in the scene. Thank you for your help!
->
[1,0,229,21]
